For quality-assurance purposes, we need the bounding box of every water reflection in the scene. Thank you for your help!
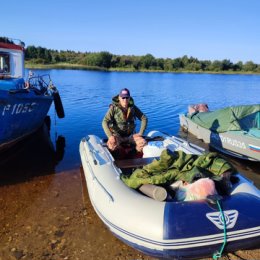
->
[0,117,65,186]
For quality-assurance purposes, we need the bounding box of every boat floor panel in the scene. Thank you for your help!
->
[115,157,159,169]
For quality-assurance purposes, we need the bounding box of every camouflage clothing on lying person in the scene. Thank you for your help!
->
[121,149,236,189]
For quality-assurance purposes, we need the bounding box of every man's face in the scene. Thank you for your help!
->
[119,96,130,108]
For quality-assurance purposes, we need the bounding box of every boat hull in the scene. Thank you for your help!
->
[93,192,260,259]
[0,39,64,152]
[179,114,260,161]
[0,88,53,151]
[79,132,260,259]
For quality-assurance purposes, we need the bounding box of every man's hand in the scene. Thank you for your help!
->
[107,136,118,151]
[132,133,142,140]
[133,134,147,152]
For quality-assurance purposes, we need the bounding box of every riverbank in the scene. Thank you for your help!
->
[0,168,259,260]
[25,62,260,75]
[0,169,151,260]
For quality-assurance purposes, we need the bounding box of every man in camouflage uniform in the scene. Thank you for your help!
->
[102,88,148,153]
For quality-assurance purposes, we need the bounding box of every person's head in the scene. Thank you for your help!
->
[118,88,130,108]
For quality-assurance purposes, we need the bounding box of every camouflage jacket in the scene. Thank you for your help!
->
[102,95,148,138]
[122,150,235,189]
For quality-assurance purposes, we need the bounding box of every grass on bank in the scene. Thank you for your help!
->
[25,62,260,75]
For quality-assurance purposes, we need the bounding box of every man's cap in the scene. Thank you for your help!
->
[119,88,130,98]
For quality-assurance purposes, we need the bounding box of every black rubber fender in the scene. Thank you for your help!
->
[53,91,65,118]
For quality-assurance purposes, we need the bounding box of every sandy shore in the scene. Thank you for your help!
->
[0,169,259,260]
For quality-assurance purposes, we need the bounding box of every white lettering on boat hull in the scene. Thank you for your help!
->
[1,102,37,116]
[212,134,246,150]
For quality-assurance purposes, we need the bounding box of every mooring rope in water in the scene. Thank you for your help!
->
[213,200,227,260]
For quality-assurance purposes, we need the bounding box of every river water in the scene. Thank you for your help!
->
[29,70,260,168]
[0,69,260,260]
[44,69,260,185]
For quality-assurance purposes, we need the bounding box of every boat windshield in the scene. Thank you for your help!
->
[0,52,10,75]
[0,50,24,79]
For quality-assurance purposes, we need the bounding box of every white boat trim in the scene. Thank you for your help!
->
[94,203,260,250]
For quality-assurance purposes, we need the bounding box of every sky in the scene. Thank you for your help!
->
[2,0,260,63]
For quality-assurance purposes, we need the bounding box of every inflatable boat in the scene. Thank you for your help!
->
[79,130,260,259]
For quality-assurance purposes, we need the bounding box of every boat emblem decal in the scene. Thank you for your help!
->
[206,210,238,229]
[248,144,260,153]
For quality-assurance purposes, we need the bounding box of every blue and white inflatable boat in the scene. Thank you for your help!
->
[79,130,260,259]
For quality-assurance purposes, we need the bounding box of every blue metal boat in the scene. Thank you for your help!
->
[0,38,64,151]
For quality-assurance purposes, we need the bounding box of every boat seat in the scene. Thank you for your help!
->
[115,157,159,169]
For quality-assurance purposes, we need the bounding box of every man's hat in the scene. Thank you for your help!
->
[119,88,130,98]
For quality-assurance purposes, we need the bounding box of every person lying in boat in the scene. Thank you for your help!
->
[102,88,148,156]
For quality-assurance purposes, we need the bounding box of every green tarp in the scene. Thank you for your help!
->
[121,149,235,189]
[188,104,260,133]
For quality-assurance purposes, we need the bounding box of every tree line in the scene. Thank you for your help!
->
[25,45,260,73]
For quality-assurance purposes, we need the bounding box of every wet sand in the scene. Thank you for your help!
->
[0,168,259,260]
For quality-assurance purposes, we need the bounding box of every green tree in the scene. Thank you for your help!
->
[132,56,141,70]
[156,58,164,70]
[186,62,201,71]
[98,51,112,68]
[140,54,155,69]
[0,37,14,43]
[164,58,173,71]
[233,61,243,71]
[200,60,211,71]
[25,46,38,60]
[84,52,112,68]
[172,58,183,70]
[221,59,233,71]
[243,61,257,71]
[24,44,260,73]
[208,60,223,71]
[111,55,120,67]
[117,55,133,68]
[180,55,190,69]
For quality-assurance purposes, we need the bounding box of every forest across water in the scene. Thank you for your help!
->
[1,36,259,74]
[24,45,260,74]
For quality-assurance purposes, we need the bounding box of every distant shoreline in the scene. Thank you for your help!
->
[25,62,260,75]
